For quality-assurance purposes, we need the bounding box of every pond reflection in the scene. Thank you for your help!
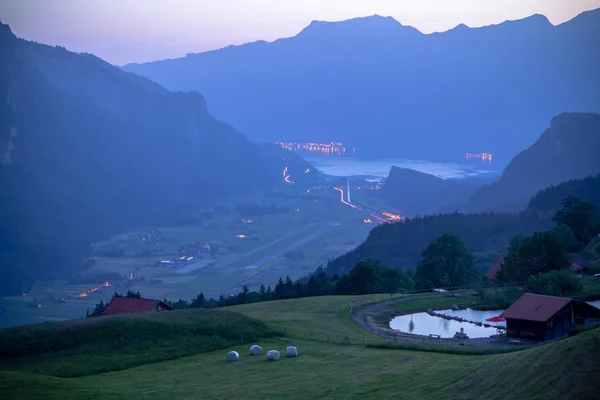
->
[389,308,505,339]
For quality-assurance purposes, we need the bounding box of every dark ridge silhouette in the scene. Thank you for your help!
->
[123,9,600,166]
[464,113,600,213]
[380,166,486,216]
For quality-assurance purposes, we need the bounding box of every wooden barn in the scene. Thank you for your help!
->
[101,297,174,316]
[500,293,600,341]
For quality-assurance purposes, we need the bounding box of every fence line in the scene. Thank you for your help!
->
[347,296,462,346]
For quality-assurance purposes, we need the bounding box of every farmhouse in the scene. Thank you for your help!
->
[486,255,504,281]
[102,297,174,316]
[500,293,600,341]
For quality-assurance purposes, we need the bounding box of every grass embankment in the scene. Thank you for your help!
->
[390,295,480,314]
[231,294,402,345]
[0,308,276,377]
[0,296,599,400]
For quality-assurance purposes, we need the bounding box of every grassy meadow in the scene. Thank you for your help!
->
[0,294,599,400]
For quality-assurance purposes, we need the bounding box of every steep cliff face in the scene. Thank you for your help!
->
[465,113,600,213]
[0,23,277,294]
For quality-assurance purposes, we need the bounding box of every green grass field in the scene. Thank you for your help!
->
[1,295,599,400]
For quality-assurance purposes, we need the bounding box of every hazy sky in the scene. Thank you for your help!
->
[1,0,599,65]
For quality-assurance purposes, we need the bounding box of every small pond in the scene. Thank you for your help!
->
[389,308,505,339]
[588,300,600,309]
[390,301,600,339]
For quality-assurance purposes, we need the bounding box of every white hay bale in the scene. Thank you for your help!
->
[249,345,263,355]
[226,351,239,361]
[285,346,298,357]
[266,350,280,361]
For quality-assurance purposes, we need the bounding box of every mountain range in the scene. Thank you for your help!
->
[0,23,280,295]
[124,9,600,166]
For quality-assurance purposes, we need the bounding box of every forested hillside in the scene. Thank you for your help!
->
[326,174,600,276]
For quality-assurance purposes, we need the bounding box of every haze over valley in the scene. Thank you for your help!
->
[1,2,600,399]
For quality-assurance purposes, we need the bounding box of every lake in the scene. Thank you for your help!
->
[304,157,499,180]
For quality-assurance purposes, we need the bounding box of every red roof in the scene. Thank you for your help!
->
[487,255,504,280]
[500,293,572,322]
[102,297,173,315]
[485,316,506,322]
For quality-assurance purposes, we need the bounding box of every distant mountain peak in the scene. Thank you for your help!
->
[0,21,15,39]
[494,12,553,29]
[298,14,421,38]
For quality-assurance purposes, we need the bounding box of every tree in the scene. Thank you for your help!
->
[259,284,266,294]
[191,292,206,308]
[334,259,413,295]
[553,196,598,247]
[525,270,583,297]
[126,290,142,299]
[498,231,570,282]
[88,300,107,317]
[415,234,477,288]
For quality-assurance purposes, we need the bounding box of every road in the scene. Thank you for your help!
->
[333,186,397,223]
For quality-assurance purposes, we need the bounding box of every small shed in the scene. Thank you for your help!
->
[500,293,600,341]
[101,297,174,316]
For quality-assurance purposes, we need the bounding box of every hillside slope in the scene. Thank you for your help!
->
[327,172,600,275]
[0,296,598,400]
[381,166,485,216]
[124,10,600,164]
[0,23,277,295]
[465,113,600,213]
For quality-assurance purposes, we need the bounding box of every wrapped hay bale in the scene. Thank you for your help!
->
[249,345,263,355]
[266,350,280,361]
[285,346,298,357]
[226,351,239,361]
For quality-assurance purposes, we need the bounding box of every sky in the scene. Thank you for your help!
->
[1,0,599,65]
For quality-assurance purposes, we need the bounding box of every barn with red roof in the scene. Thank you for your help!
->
[500,293,600,341]
[102,297,174,316]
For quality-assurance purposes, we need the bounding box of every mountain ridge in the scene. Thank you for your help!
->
[126,10,600,65]
[0,23,278,295]
[464,112,600,213]
[123,9,600,165]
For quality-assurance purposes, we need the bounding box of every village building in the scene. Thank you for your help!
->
[500,293,600,341]
[568,253,591,276]
[486,255,504,281]
[101,297,174,316]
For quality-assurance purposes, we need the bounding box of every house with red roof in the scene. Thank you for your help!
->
[101,297,174,316]
[486,255,504,281]
[500,293,600,341]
